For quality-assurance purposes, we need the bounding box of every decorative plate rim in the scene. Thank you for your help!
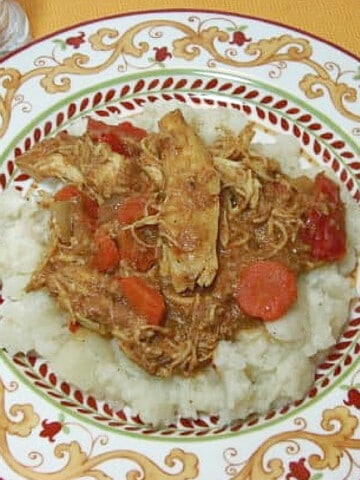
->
[1,8,359,64]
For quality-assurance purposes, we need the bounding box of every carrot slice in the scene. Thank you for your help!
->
[118,276,166,325]
[235,260,297,321]
[117,196,148,225]
[118,229,156,272]
[92,233,120,273]
[81,193,99,220]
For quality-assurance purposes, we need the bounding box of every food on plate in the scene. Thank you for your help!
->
[0,102,358,425]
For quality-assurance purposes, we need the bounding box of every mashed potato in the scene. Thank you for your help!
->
[0,104,358,426]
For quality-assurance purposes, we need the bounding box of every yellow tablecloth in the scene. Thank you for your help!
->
[17,0,360,57]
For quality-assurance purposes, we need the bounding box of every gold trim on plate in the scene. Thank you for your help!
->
[0,17,359,138]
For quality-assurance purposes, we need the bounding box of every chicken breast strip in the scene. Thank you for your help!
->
[158,109,220,292]
[15,132,147,199]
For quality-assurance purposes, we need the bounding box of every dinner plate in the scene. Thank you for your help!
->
[1,9,360,480]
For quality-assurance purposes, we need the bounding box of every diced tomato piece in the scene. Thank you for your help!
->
[301,172,346,261]
[314,172,341,204]
[87,118,147,156]
[118,276,166,325]
[301,208,346,261]
[87,118,147,141]
[114,121,148,140]
[117,196,148,225]
[97,132,132,156]
[235,260,297,321]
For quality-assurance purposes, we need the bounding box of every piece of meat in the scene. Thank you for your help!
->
[214,157,262,211]
[158,109,220,292]
[16,133,85,185]
[16,132,150,199]
[41,263,135,334]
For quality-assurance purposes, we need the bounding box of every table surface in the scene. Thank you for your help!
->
[17,0,360,57]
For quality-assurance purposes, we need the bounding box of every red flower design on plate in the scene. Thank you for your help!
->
[344,388,360,409]
[286,458,311,480]
[65,31,86,49]
[153,46,172,62]
[39,419,63,442]
[228,26,252,47]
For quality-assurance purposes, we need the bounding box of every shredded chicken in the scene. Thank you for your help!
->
[16,134,86,185]
[16,110,344,378]
[16,132,152,199]
[158,110,220,292]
